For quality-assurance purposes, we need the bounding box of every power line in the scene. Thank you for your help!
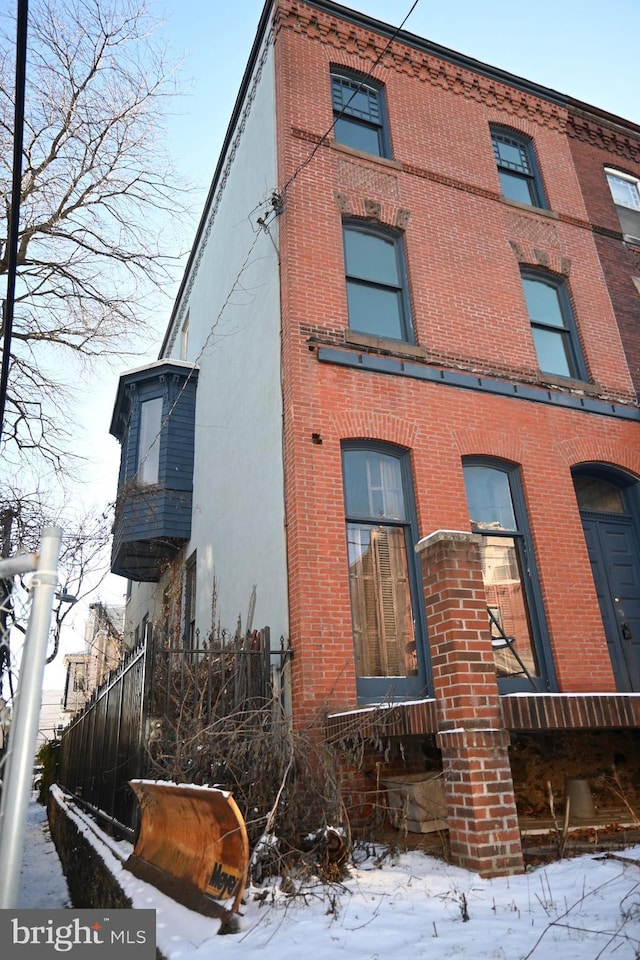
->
[129,1,423,493]
[278,0,421,200]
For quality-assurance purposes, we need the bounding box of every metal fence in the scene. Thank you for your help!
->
[57,626,285,840]
[58,640,149,839]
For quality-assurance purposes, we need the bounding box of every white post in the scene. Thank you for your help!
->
[0,526,61,908]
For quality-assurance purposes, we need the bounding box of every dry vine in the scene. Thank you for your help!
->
[143,636,350,885]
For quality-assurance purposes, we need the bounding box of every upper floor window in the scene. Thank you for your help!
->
[137,397,162,484]
[520,270,586,380]
[605,168,640,242]
[491,128,546,208]
[331,70,390,158]
[343,223,413,342]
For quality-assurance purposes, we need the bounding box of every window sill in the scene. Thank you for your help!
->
[328,139,403,171]
[500,197,558,220]
[344,328,427,359]
[537,371,595,393]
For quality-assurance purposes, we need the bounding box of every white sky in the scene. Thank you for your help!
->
[19,789,640,959]
[47,0,640,682]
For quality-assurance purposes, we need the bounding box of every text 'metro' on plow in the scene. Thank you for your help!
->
[125,780,249,929]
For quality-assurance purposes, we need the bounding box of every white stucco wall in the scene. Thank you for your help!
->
[129,32,286,645]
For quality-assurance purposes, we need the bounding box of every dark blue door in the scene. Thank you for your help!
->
[581,515,640,692]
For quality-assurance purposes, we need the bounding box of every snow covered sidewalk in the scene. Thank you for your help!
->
[14,791,640,959]
[17,797,70,909]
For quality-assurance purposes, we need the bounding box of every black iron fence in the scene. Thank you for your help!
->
[57,626,283,839]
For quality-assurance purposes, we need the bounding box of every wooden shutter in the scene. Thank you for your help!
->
[349,526,414,677]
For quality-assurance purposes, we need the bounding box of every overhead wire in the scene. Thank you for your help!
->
[123,0,423,493]
[278,0,421,201]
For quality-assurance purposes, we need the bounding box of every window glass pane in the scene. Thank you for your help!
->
[347,523,417,678]
[463,465,517,531]
[332,77,381,123]
[137,397,162,485]
[607,173,640,211]
[344,449,406,521]
[346,281,403,339]
[344,229,399,285]
[498,170,533,205]
[522,278,565,328]
[480,536,539,678]
[531,326,573,377]
[493,135,531,174]
[573,476,625,514]
[334,116,381,155]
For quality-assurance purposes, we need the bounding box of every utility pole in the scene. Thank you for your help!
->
[0,0,29,443]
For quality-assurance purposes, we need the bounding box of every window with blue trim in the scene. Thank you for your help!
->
[521,270,587,380]
[331,70,390,158]
[463,459,553,693]
[342,443,427,701]
[343,222,413,342]
[137,397,162,485]
[491,127,546,208]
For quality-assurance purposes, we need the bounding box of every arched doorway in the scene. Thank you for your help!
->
[573,467,640,692]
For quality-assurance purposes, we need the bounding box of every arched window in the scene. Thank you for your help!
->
[520,269,587,380]
[463,459,553,692]
[342,442,427,702]
[331,69,390,158]
[491,127,546,208]
[343,222,413,342]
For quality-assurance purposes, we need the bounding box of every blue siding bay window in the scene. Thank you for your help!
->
[110,360,199,582]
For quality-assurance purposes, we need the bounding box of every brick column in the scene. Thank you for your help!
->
[416,530,523,876]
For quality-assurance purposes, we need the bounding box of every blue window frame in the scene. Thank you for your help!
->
[491,127,546,208]
[343,222,413,342]
[521,270,587,380]
[462,458,555,693]
[331,70,390,158]
[137,396,162,485]
[342,442,428,702]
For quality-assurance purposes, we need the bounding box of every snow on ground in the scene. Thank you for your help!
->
[17,797,70,909]
[18,788,640,960]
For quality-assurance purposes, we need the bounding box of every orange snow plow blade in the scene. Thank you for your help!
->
[125,781,249,923]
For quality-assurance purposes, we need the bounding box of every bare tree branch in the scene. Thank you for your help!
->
[0,0,195,469]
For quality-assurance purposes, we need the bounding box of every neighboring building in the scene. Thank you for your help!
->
[62,603,124,713]
[38,691,67,745]
[109,0,640,876]
[62,652,91,714]
[566,102,640,393]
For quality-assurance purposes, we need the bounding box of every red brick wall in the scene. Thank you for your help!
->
[566,126,640,393]
[273,1,640,724]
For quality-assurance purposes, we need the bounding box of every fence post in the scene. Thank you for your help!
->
[0,526,62,907]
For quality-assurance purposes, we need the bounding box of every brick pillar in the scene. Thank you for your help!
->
[415,530,523,877]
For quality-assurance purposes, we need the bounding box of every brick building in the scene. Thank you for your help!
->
[566,101,640,392]
[109,1,640,875]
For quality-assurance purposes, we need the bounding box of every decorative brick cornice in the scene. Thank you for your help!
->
[567,112,640,165]
[276,1,567,131]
